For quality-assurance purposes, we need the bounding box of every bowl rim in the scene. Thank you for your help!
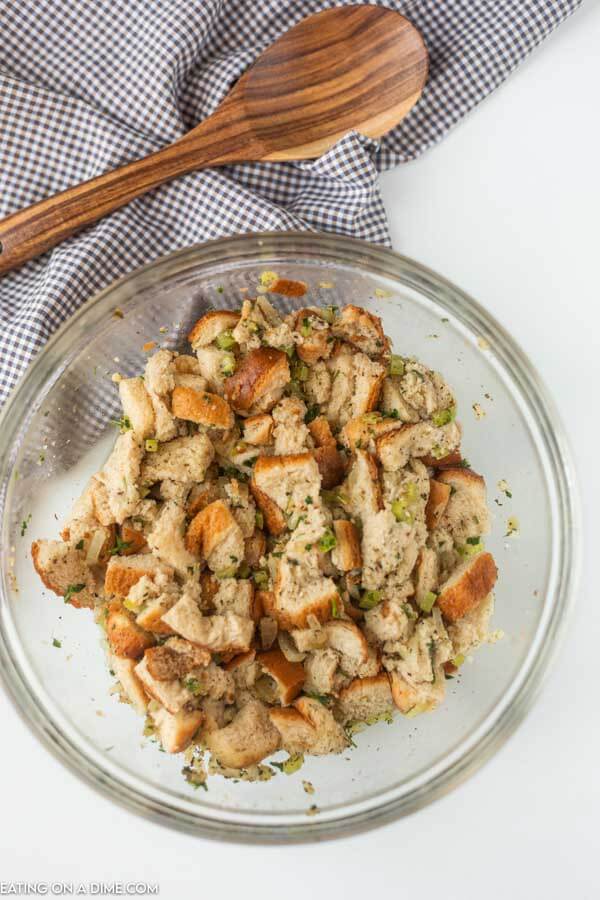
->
[0,231,581,843]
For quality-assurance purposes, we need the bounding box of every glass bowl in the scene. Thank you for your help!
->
[0,233,580,843]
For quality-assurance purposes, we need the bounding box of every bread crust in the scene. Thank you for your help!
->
[425,479,452,530]
[257,649,305,705]
[224,347,290,415]
[437,552,498,621]
[172,386,234,429]
[188,310,240,348]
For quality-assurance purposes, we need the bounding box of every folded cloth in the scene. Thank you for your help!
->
[0,0,580,405]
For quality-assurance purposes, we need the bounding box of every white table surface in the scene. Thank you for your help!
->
[1,5,598,897]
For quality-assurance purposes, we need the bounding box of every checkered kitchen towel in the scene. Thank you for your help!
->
[0,0,581,405]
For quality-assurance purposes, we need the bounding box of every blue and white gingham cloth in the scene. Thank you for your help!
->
[0,0,581,406]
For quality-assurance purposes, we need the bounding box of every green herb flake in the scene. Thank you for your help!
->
[145,438,159,452]
[20,514,32,537]
[255,511,264,529]
[111,415,132,433]
[317,529,337,553]
[304,404,320,424]
[64,583,85,604]
[52,638,62,649]
[109,535,133,556]
[75,539,84,550]
[272,753,305,775]
[304,692,332,707]
[359,590,382,610]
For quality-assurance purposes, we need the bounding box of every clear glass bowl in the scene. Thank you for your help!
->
[0,233,580,842]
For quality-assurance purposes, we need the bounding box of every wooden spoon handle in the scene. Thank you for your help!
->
[0,111,258,275]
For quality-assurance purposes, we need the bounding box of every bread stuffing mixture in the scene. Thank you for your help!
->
[31,285,498,786]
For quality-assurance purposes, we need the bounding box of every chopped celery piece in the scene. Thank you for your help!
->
[391,499,413,524]
[419,590,438,613]
[432,406,456,427]
[317,529,337,553]
[389,355,405,377]
[359,590,381,610]
[145,439,158,452]
[216,330,236,351]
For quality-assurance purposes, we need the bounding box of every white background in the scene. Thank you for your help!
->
[1,5,599,898]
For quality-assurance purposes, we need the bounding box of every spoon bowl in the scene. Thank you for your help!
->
[0,5,428,274]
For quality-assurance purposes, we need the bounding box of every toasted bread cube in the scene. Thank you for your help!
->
[292,308,333,364]
[389,670,445,715]
[118,377,155,440]
[292,696,349,754]
[308,415,335,447]
[147,502,198,576]
[111,655,149,715]
[257,649,305,705]
[448,593,494,658]
[266,556,338,629]
[272,396,311,455]
[144,638,211,681]
[161,593,254,653]
[107,601,155,659]
[268,707,318,754]
[141,434,214,484]
[31,539,97,608]
[135,655,193,714]
[206,700,281,768]
[313,444,346,489]
[324,620,373,680]
[212,578,254,619]
[340,413,401,453]
[437,552,498,622]
[119,523,147,555]
[244,529,267,569]
[171,386,234,430]
[414,547,439,607]
[343,450,382,519]
[135,595,177,636]
[436,467,490,542]
[104,554,174,598]
[251,452,321,526]
[242,413,274,446]
[303,649,339,696]
[188,310,240,349]
[249,481,287,536]
[151,706,204,753]
[224,347,290,415]
[185,499,244,573]
[331,305,389,358]
[186,481,221,518]
[336,673,393,724]
[376,421,461,472]
[420,448,464,468]
[425,479,452,530]
[97,432,144,524]
[173,354,201,375]
[331,520,362,572]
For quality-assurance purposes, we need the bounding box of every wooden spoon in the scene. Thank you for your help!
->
[0,6,427,275]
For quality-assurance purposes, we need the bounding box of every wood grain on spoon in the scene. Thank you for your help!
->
[0,6,427,274]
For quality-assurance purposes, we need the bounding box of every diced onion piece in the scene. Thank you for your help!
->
[86,529,106,565]
[278,630,306,663]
